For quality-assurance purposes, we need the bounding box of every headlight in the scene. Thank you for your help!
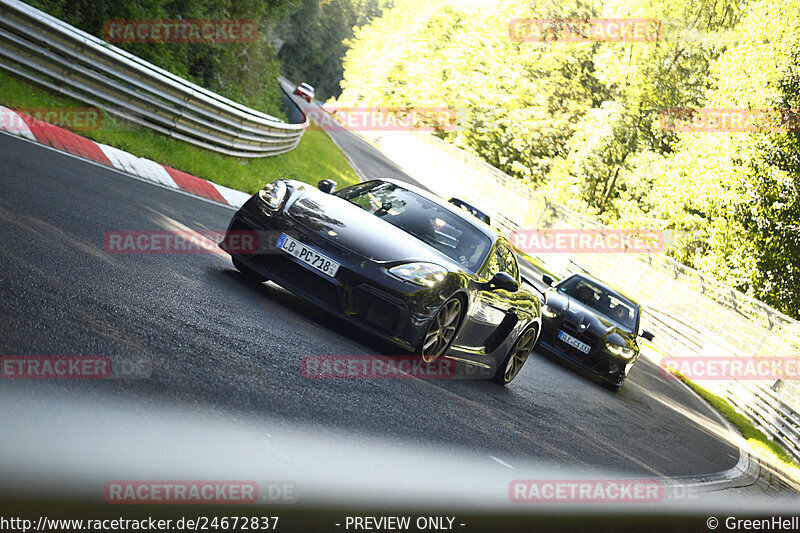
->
[258,181,288,211]
[388,262,447,287]
[542,306,558,318]
[605,342,634,360]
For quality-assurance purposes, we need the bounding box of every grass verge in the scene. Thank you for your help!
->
[0,70,360,194]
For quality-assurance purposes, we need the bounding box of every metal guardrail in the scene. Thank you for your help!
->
[0,0,306,157]
[403,131,800,461]
[727,380,800,461]
[645,308,800,462]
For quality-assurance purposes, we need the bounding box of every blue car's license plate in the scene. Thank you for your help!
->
[557,330,591,354]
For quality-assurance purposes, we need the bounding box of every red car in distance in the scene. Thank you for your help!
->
[294,83,315,102]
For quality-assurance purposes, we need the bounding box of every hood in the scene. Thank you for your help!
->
[285,187,460,267]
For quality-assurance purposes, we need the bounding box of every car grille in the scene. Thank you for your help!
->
[555,321,599,362]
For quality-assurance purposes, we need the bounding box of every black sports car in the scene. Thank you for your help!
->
[537,273,654,391]
[219,178,542,384]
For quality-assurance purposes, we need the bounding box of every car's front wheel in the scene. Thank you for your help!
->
[419,297,464,363]
[492,325,538,385]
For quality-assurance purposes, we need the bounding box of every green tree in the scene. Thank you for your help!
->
[337,0,800,317]
[277,0,394,100]
[26,0,301,116]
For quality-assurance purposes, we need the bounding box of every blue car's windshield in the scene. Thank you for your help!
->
[337,181,492,271]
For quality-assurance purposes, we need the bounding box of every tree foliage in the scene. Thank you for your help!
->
[26,0,301,116]
[337,0,800,318]
[276,0,395,100]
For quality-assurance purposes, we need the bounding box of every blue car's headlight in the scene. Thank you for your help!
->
[258,181,288,211]
[389,262,447,287]
[605,342,635,360]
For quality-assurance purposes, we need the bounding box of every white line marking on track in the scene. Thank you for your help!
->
[490,455,515,470]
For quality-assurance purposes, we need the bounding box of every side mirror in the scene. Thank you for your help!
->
[641,330,655,342]
[488,272,519,292]
[542,274,555,287]
[317,179,337,193]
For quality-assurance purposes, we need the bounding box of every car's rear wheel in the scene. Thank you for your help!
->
[419,297,463,363]
[492,325,537,385]
[232,256,267,283]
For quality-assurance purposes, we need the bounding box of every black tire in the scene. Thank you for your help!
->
[492,325,538,385]
[232,256,267,283]
[417,297,465,363]
[602,380,622,393]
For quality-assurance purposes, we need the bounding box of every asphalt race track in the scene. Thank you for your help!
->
[0,102,747,493]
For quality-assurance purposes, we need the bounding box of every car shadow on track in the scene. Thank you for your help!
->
[210,266,527,395]
[212,265,685,411]
[530,346,623,392]
[213,267,413,355]
[213,265,677,407]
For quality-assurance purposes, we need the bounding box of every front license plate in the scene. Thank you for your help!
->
[277,233,340,278]
[557,330,591,354]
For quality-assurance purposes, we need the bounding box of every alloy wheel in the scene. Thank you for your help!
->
[502,327,537,382]
[421,298,462,363]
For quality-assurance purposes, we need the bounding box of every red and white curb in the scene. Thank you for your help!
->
[0,106,250,208]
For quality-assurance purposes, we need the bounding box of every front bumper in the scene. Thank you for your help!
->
[220,198,448,352]
[537,318,635,386]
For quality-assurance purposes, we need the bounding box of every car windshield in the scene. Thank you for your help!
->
[300,83,314,92]
[558,275,638,330]
[336,181,492,270]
